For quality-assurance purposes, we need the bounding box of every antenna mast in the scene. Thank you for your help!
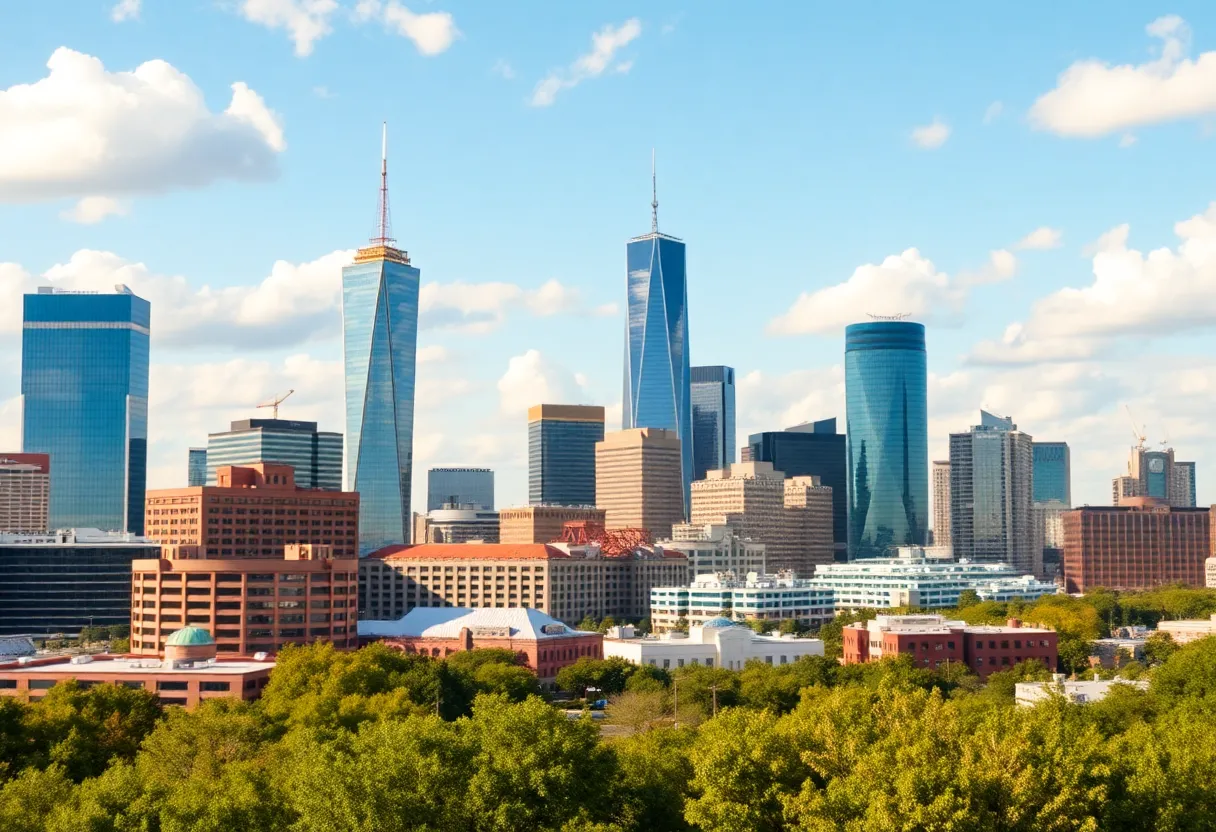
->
[373,121,394,246]
[650,148,658,233]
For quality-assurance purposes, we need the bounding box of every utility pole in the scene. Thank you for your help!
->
[672,677,679,730]
[709,683,719,717]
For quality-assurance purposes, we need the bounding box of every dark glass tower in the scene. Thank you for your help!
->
[1031,441,1071,505]
[690,365,735,481]
[187,448,207,487]
[844,321,928,559]
[623,162,692,515]
[21,286,150,533]
[528,405,604,506]
[428,467,495,511]
[207,419,342,490]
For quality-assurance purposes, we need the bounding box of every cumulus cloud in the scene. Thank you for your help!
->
[958,249,1018,287]
[420,279,610,333]
[60,196,128,224]
[1030,16,1216,137]
[491,60,515,80]
[111,0,140,22]
[496,350,585,416]
[530,19,641,107]
[910,119,950,149]
[354,0,460,55]
[238,0,340,57]
[0,48,284,203]
[1015,227,1063,250]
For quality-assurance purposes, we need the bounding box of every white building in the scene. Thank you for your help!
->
[807,548,1058,611]
[658,523,766,581]
[1206,557,1216,589]
[1016,674,1149,706]
[649,571,835,632]
[1156,613,1216,645]
[603,618,825,672]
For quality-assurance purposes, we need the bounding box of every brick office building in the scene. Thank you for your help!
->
[842,614,1058,678]
[1061,500,1210,593]
[144,463,360,559]
[131,544,358,656]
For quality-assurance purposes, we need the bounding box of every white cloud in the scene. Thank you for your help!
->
[910,119,950,149]
[60,196,128,224]
[983,101,1003,124]
[1119,133,1138,148]
[239,0,340,57]
[1015,227,1063,250]
[737,367,844,442]
[0,48,283,203]
[491,60,515,80]
[419,279,608,332]
[1030,16,1216,137]
[497,350,583,416]
[355,0,460,55]
[530,18,641,107]
[958,249,1018,287]
[111,0,140,22]
[312,85,336,99]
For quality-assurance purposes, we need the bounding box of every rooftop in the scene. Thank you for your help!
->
[0,654,274,676]
[371,543,571,561]
[359,607,591,640]
[0,529,159,546]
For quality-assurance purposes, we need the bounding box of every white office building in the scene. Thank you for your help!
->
[603,619,825,672]
[1016,674,1149,706]
[649,571,835,632]
[657,523,766,582]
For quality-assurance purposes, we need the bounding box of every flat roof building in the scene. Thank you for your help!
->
[528,405,604,507]
[499,505,606,545]
[206,419,342,491]
[1016,675,1148,706]
[1156,613,1216,645]
[413,505,500,544]
[649,571,836,632]
[427,467,494,512]
[658,523,766,583]
[0,453,50,534]
[596,428,685,539]
[604,618,825,672]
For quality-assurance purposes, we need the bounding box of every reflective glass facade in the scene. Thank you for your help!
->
[690,365,736,482]
[206,419,342,491]
[427,468,495,511]
[844,322,928,559]
[1143,451,1171,500]
[1031,441,1071,506]
[22,289,150,533]
[187,448,207,487]
[623,232,692,514]
[343,254,419,555]
[528,410,604,506]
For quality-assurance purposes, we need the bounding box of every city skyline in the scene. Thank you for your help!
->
[3,5,1216,510]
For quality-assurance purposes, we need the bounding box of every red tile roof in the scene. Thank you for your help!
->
[371,543,571,561]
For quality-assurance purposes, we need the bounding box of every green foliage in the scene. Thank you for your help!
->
[956,588,981,608]
[555,657,636,696]
[1151,635,1216,706]
[1143,630,1179,666]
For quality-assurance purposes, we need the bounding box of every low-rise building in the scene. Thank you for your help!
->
[1016,675,1149,706]
[359,607,601,684]
[0,626,274,708]
[498,505,606,545]
[1090,637,1147,668]
[1062,501,1210,592]
[657,523,766,582]
[603,618,825,672]
[649,571,836,632]
[842,614,1058,679]
[1156,613,1216,645]
[1206,557,1216,589]
[413,504,500,544]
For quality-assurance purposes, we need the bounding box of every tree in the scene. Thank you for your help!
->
[576,615,599,633]
[606,690,668,735]
[106,624,130,640]
[957,589,981,609]
[1057,637,1095,677]
[1151,636,1216,705]
[1143,631,1178,666]
[555,657,635,697]
[611,727,694,831]
[0,766,74,832]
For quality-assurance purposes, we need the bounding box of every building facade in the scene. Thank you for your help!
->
[1032,442,1071,505]
[690,461,784,548]
[187,449,207,487]
[844,322,929,559]
[1033,499,1069,580]
[413,506,500,544]
[1113,475,1139,506]
[1173,461,1197,508]
[1061,500,1210,592]
[932,460,951,549]
[690,366,736,482]
[774,476,835,575]
[748,419,847,560]
[658,523,766,582]
[426,467,494,512]
[649,572,836,631]
[604,619,825,672]
[22,286,149,534]
[144,463,360,559]
[1156,613,1216,644]
[0,454,50,534]
[206,419,342,491]
[596,428,685,538]
[0,529,160,636]
[949,411,1036,575]
[499,505,606,545]
[527,405,604,507]
[130,544,358,656]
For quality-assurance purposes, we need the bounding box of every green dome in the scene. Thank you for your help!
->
[165,626,214,647]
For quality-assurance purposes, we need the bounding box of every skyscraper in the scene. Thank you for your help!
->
[596,428,684,539]
[22,286,149,533]
[342,125,420,555]
[622,156,692,516]
[748,419,847,560]
[187,448,207,487]
[690,366,736,482]
[949,410,1035,575]
[528,405,604,506]
[0,454,50,534]
[1173,461,1197,508]
[427,467,495,511]
[932,460,951,549]
[206,419,341,490]
[1129,447,1174,501]
[844,321,928,559]
[1031,442,1071,505]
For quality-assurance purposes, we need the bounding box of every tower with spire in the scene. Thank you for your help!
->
[622,150,694,516]
[342,123,421,554]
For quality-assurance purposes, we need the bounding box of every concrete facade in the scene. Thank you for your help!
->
[0,454,50,534]
[649,571,836,631]
[932,460,950,549]
[596,428,685,538]
[604,619,825,672]
[498,505,605,545]
[658,523,766,582]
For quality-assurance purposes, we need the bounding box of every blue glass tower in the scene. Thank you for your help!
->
[343,126,419,555]
[187,448,207,487]
[1031,441,1071,505]
[22,286,150,533]
[690,365,735,481]
[844,321,929,559]
[528,405,604,506]
[623,161,692,515]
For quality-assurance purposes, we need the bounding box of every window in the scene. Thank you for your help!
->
[158,681,189,691]
[200,681,230,692]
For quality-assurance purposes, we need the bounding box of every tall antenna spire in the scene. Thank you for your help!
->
[650,148,658,233]
[373,121,395,246]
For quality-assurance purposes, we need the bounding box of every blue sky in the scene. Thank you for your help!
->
[4,1,1216,513]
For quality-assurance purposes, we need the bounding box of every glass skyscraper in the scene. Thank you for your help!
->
[690,365,735,482]
[187,448,207,487]
[844,321,928,559]
[1031,441,1071,505]
[528,405,605,506]
[428,467,495,511]
[21,286,149,534]
[623,186,692,515]
[206,419,342,490]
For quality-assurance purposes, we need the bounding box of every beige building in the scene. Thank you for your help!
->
[358,542,687,625]
[0,454,50,534]
[659,523,766,581]
[595,428,684,538]
[776,476,834,574]
[1112,475,1139,506]
[1156,613,1216,645]
[932,460,951,548]
[498,505,606,544]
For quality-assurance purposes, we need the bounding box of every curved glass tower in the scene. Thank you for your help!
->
[844,321,928,559]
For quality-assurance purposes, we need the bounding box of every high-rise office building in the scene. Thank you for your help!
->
[932,460,951,549]
[427,467,495,512]
[1129,447,1174,502]
[949,411,1035,575]
[22,286,149,534]
[1031,442,1071,505]
[343,126,420,555]
[187,448,207,487]
[1173,461,1197,508]
[596,428,685,539]
[1062,500,1210,592]
[622,163,693,516]
[777,476,835,574]
[690,366,736,482]
[206,419,341,490]
[0,454,50,534]
[748,419,847,560]
[1113,475,1139,505]
[527,405,605,506]
[690,462,785,548]
[844,322,929,559]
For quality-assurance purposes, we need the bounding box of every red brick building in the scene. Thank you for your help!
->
[359,606,603,683]
[144,463,360,559]
[842,614,1058,679]
[1062,500,1210,593]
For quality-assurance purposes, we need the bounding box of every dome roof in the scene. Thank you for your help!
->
[702,617,737,629]
[165,626,214,647]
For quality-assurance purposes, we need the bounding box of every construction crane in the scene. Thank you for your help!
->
[1124,404,1147,450]
[257,389,295,420]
